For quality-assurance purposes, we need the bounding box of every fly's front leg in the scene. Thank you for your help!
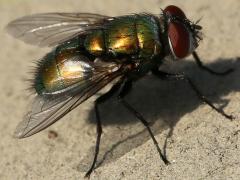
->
[117,79,170,165]
[192,51,234,75]
[152,69,234,120]
[85,80,122,178]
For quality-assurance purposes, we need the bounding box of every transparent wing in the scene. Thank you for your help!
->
[6,13,109,47]
[14,58,123,138]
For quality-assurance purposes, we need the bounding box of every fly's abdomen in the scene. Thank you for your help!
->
[34,48,93,95]
[84,30,105,56]
[84,15,162,58]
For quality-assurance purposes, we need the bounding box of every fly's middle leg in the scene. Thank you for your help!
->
[117,79,170,165]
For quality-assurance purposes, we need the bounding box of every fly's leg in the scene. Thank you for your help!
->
[117,79,170,165]
[152,69,234,120]
[85,81,122,178]
[192,51,234,75]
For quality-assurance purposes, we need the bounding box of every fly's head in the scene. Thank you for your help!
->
[162,5,202,59]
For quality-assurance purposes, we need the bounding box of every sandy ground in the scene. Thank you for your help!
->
[0,0,240,179]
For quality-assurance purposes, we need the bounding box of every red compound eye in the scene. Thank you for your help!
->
[164,5,191,58]
[164,5,186,18]
[168,21,190,59]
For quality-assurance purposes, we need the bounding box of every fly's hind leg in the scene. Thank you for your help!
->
[117,79,170,165]
[85,80,123,178]
[152,69,234,120]
[192,51,234,75]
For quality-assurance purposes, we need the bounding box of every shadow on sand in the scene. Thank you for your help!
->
[78,56,240,172]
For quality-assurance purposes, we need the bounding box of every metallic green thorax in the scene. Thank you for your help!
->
[84,14,162,59]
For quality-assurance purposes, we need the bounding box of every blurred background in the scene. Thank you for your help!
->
[0,0,240,179]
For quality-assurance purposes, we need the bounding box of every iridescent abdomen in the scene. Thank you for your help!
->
[35,48,93,94]
[84,14,162,58]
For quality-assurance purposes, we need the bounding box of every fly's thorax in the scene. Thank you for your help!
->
[34,48,93,95]
[106,16,138,55]
[135,15,162,58]
[83,14,163,59]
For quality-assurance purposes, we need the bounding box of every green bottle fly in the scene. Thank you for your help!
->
[8,6,228,179]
